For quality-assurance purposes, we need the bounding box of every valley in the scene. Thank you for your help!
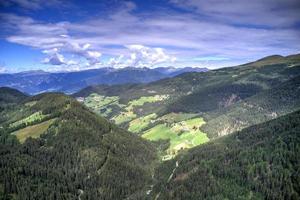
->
[75,54,300,158]
[1,0,300,198]
[0,54,300,199]
[79,92,210,158]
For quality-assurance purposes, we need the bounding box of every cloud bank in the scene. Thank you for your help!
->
[0,0,299,70]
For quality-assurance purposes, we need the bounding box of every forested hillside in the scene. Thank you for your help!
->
[202,75,300,137]
[151,109,300,199]
[2,0,300,198]
[0,54,299,200]
[0,91,157,200]
[75,54,300,156]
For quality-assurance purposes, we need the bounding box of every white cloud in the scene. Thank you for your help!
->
[126,45,176,68]
[42,48,59,55]
[42,48,61,63]
[64,42,102,65]
[107,45,176,68]
[42,47,79,66]
[86,51,102,65]
[108,55,126,68]
[42,51,65,65]
[1,0,300,70]
[0,66,7,73]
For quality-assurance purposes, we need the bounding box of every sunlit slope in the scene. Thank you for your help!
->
[12,118,56,143]
[81,92,210,157]
[151,109,300,199]
[75,53,300,156]
[202,76,300,137]
[142,117,209,159]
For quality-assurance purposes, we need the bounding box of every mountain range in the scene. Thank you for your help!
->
[0,67,208,94]
[0,53,300,199]
[74,54,300,140]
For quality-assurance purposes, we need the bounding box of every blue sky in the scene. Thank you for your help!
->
[0,0,299,72]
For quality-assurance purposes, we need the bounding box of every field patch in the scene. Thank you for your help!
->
[82,93,169,124]
[25,101,37,107]
[112,95,168,124]
[158,112,198,123]
[9,111,49,128]
[12,118,56,143]
[82,93,122,117]
[128,113,157,133]
[127,95,168,108]
[81,93,209,159]
[112,110,136,124]
[142,117,209,157]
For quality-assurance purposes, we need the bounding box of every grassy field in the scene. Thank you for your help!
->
[25,101,37,107]
[83,93,122,117]
[142,117,209,157]
[81,93,209,157]
[158,112,198,123]
[12,118,56,143]
[112,95,168,124]
[112,110,137,124]
[84,93,120,108]
[127,95,168,108]
[82,93,168,124]
[128,113,157,133]
[10,111,48,128]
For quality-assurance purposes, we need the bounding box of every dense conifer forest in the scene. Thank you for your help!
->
[0,92,157,199]
[151,110,300,199]
[0,54,300,200]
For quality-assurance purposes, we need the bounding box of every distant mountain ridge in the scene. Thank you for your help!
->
[0,67,208,94]
[1,54,300,199]
[74,53,300,155]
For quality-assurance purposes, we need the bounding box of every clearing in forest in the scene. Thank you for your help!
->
[142,117,209,157]
[12,118,56,143]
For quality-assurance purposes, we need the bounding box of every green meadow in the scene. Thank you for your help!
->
[82,93,209,158]
[112,95,168,124]
[128,113,157,133]
[12,118,56,143]
[83,93,169,124]
[9,111,48,128]
[83,93,121,117]
[142,117,209,157]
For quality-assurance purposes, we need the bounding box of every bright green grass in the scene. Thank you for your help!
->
[192,132,210,145]
[12,118,56,143]
[143,124,176,141]
[112,95,168,124]
[128,113,157,133]
[83,93,125,117]
[112,110,137,124]
[83,92,208,157]
[84,94,121,110]
[159,112,198,123]
[25,101,37,107]
[10,111,48,128]
[142,117,209,157]
[127,95,168,108]
[185,118,205,127]
[83,94,168,124]
[101,107,112,116]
